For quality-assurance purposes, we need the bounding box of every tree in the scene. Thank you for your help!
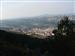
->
[52,16,75,56]
[52,16,74,40]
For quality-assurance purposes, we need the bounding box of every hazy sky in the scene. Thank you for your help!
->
[2,0,73,1]
[74,1,75,14]
[0,1,1,19]
[0,1,74,20]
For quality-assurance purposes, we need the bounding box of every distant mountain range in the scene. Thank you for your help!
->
[0,15,75,28]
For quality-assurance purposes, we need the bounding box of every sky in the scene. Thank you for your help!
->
[2,0,73,1]
[74,1,75,13]
[0,0,74,20]
[0,1,1,20]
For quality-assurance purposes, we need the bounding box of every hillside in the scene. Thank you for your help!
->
[0,29,75,56]
[0,30,55,56]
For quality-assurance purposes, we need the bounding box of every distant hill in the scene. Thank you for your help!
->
[1,15,74,28]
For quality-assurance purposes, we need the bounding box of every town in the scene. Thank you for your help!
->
[1,27,54,38]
